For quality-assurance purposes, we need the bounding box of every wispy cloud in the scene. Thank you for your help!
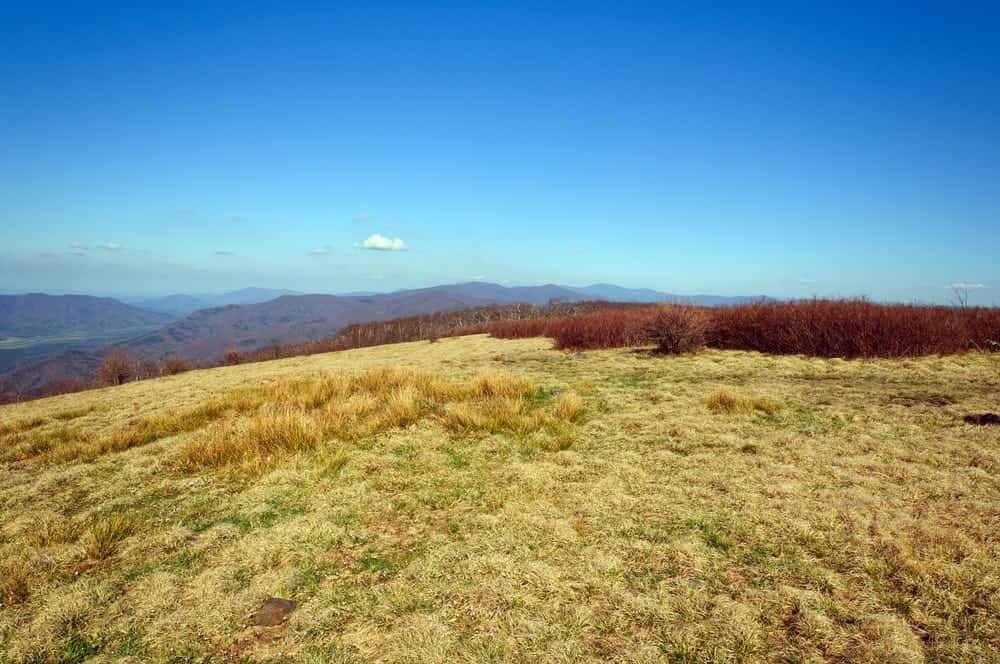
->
[97,242,123,251]
[70,240,88,251]
[214,250,235,256]
[308,246,330,256]
[353,213,373,222]
[361,234,408,251]
[228,215,248,224]
[947,282,988,289]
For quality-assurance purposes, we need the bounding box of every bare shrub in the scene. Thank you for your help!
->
[223,349,243,365]
[97,350,134,386]
[162,356,190,375]
[642,305,709,354]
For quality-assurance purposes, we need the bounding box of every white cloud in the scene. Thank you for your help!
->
[70,240,88,250]
[97,242,123,251]
[308,247,330,256]
[947,282,988,289]
[214,250,234,256]
[362,234,408,251]
[353,213,372,222]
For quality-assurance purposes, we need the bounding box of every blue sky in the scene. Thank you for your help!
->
[1,2,997,303]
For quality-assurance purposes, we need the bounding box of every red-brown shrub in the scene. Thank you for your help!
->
[486,318,554,339]
[708,299,1000,358]
[546,309,653,350]
[485,299,1000,358]
[643,305,709,354]
[162,356,190,375]
[97,350,135,386]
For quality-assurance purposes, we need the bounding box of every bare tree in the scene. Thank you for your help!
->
[951,284,970,309]
[97,350,134,386]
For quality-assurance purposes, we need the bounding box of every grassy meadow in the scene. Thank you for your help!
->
[1,334,998,662]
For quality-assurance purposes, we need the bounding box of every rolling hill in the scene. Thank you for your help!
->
[118,289,503,363]
[0,335,996,661]
[0,282,777,398]
[0,294,175,375]
[0,293,173,338]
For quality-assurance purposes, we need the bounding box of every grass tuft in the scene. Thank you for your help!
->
[26,512,81,548]
[176,367,581,471]
[552,391,584,421]
[0,557,33,606]
[706,388,782,415]
[80,513,134,560]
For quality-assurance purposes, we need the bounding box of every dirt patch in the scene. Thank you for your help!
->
[248,597,297,626]
[963,413,1000,426]
[887,393,957,407]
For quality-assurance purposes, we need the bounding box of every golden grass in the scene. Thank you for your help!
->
[26,511,81,548]
[80,513,135,560]
[0,335,998,662]
[173,367,580,471]
[0,557,32,607]
[706,386,782,415]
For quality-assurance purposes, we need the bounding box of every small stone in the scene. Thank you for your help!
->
[249,597,297,626]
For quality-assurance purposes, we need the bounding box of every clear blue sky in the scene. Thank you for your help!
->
[1,2,997,303]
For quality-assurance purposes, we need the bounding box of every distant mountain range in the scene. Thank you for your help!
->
[0,282,772,398]
[122,287,302,316]
[564,283,770,306]
[0,294,173,373]
[0,293,172,338]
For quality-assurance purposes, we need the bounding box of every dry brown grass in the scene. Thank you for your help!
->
[174,367,578,472]
[80,513,135,560]
[0,335,998,662]
[706,387,782,415]
[0,557,33,607]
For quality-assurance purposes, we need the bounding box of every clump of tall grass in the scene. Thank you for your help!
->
[26,512,81,548]
[80,513,134,560]
[0,557,33,606]
[706,388,781,415]
[176,368,583,472]
[552,392,584,421]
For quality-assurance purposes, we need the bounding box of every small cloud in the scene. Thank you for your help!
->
[308,246,330,256]
[947,282,988,289]
[353,213,373,222]
[471,275,486,281]
[228,215,248,224]
[70,240,88,250]
[97,242,123,251]
[362,233,408,251]
[214,250,235,256]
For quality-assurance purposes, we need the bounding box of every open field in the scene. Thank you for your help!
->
[1,335,999,662]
